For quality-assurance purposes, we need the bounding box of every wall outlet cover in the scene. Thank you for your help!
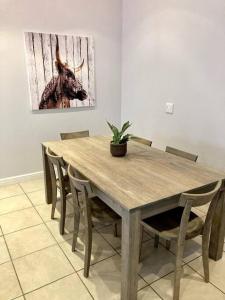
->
[166,102,174,114]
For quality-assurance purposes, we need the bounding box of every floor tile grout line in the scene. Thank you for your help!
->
[96,225,153,256]
[144,254,202,288]
[11,295,26,300]
[0,225,26,298]
[0,184,44,202]
[149,285,164,300]
[1,213,101,267]
[18,182,44,194]
[0,257,11,266]
[154,237,204,266]
[36,208,105,298]
[0,243,61,268]
[94,227,153,287]
[146,255,225,297]
[6,188,76,214]
[32,191,131,299]
[9,183,219,299]
[2,213,73,238]
[2,221,44,237]
[94,227,122,254]
[19,184,99,299]
[137,283,150,293]
[1,225,210,294]
[137,272,149,286]
[187,263,225,295]
[76,271,95,300]
[0,204,34,218]
[137,282,164,300]
[8,243,58,263]
[149,268,177,287]
[3,183,155,298]
[4,222,46,238]
[182,254,202,265]
[57,243,117,299]
[20,184,121,271]
[22,271,76,297]
[0,192,25,202]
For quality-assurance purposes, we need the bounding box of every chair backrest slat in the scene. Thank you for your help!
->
[166,146,198,162]
[180,180,222,208]
[131,136,152,147]
[46,148,65,188]
[68,165,94,198]
[60,130,89,140]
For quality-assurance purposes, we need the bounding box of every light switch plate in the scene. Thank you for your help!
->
[166,102,174,114]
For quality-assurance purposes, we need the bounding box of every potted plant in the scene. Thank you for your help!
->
[107,121,132,157]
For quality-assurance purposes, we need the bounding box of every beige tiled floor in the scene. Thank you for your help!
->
[0,177,224,300]
[0,194,32,215]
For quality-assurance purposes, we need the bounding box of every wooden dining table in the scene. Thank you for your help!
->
[42,136,225,300]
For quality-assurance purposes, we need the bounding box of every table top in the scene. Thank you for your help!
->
[43,136,225,211]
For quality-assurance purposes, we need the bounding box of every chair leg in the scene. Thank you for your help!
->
[51,186,57,219]
[113,223,118,237]
[173,241,185,300]
[139,226,144,261]
[154,234,159,248]
[84,225,92,278]
[59,191,67,235]
[202,233,210,282]
[72,210,80,252]
[166,240,171,250]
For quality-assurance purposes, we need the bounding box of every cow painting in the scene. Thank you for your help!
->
[25,32,95,110]
[39,36,87,109]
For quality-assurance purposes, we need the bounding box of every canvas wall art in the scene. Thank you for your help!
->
[24,32,95,110]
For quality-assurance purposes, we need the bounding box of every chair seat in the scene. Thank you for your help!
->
[90,196,120,223]
[56,175,71,193]
[141,207,204,240]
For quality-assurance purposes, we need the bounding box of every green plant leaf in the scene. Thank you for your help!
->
[107,121,132,144]
[121,121,131,135]
[120,134,131,144]
[107,121,119,143]
[107,121,114,132]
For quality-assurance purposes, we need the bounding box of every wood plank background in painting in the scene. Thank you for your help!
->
[24,32,95,110]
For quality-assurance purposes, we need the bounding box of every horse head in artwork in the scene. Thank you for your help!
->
[39,35,87,109]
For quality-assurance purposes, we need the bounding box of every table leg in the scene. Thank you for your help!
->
[209,182,225,260]
[121,209,141,300]
[42,145,52,204]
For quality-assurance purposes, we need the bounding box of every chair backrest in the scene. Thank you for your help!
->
[46,148,66,189]
[68,164,94,198]
[180,180,222,208]
[131,136,152,147]
[177,180,222,244]
[60,130,89,140]
[165,146,198,162]
[68,164,94,226]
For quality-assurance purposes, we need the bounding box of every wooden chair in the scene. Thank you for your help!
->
[165,146,198,162]
[68,164,121,278]
[157,146,198,250]
[46,148,71,235]
[131,136,152,146]
[140,180,222,300]
[60,130,89,140]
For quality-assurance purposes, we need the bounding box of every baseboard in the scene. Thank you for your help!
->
[0,171,44,186]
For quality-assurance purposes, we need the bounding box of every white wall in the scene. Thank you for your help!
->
[1,0,225,179]
[122,0,225,171]
[0,0,121,179]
